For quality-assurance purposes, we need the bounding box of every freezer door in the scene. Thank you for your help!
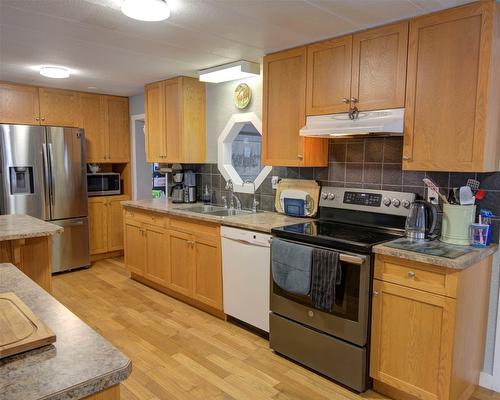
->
[46,127,88,220]
[0,124,48,219]
[51,217,90,272]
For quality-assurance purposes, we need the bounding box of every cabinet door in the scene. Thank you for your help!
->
[124,220,146,276]
[88,198,108,255]
[351,21,408,111]
[107,197,127,252]
[164,78,182,162]
[145,82,165,162]
[306,36,352,115]
[145,225,170,286]
[106,96,130,162]
[80,93,106,162]
[39,88,80,127]
[0,83,40,125]
[168,230,193,297]
[403,3,489,171]
[370,280,455,400]
[193,236,222,310]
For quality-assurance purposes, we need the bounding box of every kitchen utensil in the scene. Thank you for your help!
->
[466,178,480,192]
[448,188,460,204]
[475,189,487,201]
[459,186,475,205]
[170,184,184,203]
[441,204,476,245]
[0,292,56,359]
[469,223,489,248]
[405,200,438,240]
[422,178,448,204]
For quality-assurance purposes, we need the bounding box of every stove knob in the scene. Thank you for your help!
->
[328,193,336,200]
[402,199,411,209]
[321,192,328,200]
[392,198,401,207]
[382,197,391,207]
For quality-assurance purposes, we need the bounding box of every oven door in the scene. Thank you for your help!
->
[270,238,371,347]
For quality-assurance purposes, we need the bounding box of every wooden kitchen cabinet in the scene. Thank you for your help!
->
[403,1,500,172]
[168,229,193,297]
[89,195,129,256]
[193,236,222,310]
[39,87,80,127]
[144,76,205,163]
[0,82,40,125]
[124,220,146,276]
[262,47,328,167]
[106,96,130,162]
[371,254,492,400]
[145,225,170,287]
[80,93,106,162]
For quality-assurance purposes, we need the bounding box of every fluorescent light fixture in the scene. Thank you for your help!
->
[39,66,71,79]
[121,0,170,21]
[199,60,260,83]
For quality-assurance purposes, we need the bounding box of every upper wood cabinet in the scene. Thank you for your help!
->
[262,47,328,167]
[81,94,130,163]
[0,83,40,125]
[305,22,407,116]
[144,76,206,164]
[403,1,500,172]
[39,87,80,127]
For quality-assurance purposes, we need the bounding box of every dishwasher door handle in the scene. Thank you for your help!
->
[223,236,271,248]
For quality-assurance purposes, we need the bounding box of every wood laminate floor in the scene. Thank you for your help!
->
[52,258,499,400]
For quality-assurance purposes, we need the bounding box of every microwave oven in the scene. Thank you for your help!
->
[87,173,121,196]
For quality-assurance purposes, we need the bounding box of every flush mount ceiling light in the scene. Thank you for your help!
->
[121,0,170,21]
[39,66,71,79]
[199,60,260,83]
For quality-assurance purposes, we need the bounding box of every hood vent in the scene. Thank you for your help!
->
[300,108,405,138]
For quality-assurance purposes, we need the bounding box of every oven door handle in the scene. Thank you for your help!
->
[339,254,366,265]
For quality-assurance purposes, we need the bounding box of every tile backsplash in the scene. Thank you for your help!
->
[173,137,500,241]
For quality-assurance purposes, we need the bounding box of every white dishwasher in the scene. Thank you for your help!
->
[221,226,272,332]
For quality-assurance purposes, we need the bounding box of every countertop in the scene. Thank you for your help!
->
[0,264,131,400]
[0,215,63,241]
[374,239,498,270]
[121,199,312,233]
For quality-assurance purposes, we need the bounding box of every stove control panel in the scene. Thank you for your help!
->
[319,187,416,217]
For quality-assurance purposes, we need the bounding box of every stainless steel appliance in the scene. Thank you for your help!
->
[405,199,438,240]
[87,172,121,196]
[170,184,184,203]
[183,170,196,203]
[0,124,90,273]
[270,187,415,392]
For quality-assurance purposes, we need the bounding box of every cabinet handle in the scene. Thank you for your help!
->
[408,271,416,279]
[341,97,350,104]
[402,155,412,161]
[35,117,40,121]
[350,97,358,104]
[187,240,195,246]
[373,290,379,297]
[297,154,303,160]
[41,117,46,121]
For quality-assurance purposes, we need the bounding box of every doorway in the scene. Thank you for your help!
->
[130,115,153,200]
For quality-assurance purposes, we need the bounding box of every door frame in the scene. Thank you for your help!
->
[130,113,145,200]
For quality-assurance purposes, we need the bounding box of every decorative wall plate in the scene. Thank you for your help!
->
[234,83,251,109]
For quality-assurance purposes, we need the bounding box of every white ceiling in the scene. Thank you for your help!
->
[0,0,473,96]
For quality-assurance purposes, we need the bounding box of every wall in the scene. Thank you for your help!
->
[129,93,145,116]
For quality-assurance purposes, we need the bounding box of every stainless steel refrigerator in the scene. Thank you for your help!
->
[0,124,90,273]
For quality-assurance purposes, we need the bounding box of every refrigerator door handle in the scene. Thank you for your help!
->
[47,143,55,206]
[41,143,52,213]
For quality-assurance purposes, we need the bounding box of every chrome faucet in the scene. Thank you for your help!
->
[225,179,241,210]
[244,180,259,212]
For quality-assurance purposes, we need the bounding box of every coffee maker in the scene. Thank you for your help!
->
[170,170,184,203]
[183,170,196,203]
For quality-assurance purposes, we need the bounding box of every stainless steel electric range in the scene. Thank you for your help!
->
[270,187,416,392]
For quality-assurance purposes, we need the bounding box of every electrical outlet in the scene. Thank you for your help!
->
[271,176,279,189]
[427,186,440,205]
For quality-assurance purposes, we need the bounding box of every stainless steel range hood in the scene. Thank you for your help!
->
[300,108,405,138]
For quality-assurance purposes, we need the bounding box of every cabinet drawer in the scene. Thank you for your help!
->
[169,217,219,238]
[374,255,457,298]
[124,208,168,228]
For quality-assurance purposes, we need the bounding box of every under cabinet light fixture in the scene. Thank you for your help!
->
[121,0,170,22]
[198,60,260,83]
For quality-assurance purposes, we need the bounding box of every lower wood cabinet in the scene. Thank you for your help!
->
[88,195,129,256]
[370,254,492,400]
[123,208,223,317]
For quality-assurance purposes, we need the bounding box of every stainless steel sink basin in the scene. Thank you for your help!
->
[181,205,226,213]
[206,209,254,217]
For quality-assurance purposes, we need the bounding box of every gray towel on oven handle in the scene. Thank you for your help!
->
[311,248,340,312]
[271,238,313,296]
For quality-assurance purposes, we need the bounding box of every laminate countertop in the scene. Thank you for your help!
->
[121,199,313,233]
[374,238,498,270]
[0,264,131,400]
[0,215,63,241]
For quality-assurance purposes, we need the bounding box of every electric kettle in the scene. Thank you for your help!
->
[405,200,438,240]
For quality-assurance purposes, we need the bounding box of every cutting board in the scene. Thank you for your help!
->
[275,179,320,216]
[0,292,56,359]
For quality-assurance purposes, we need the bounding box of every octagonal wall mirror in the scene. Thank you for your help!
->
[217,112,271,194]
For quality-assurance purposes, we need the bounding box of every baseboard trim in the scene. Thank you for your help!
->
[479,371,498,391]
[91,250,123,262]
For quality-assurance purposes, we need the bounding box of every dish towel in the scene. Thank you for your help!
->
[271,238,312,296]
[311,248,340,312]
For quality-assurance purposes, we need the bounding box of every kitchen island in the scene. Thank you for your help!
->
[0,214,62,292]
[0,263,131,400]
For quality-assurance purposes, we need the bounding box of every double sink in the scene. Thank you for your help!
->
[179,205,263,217]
